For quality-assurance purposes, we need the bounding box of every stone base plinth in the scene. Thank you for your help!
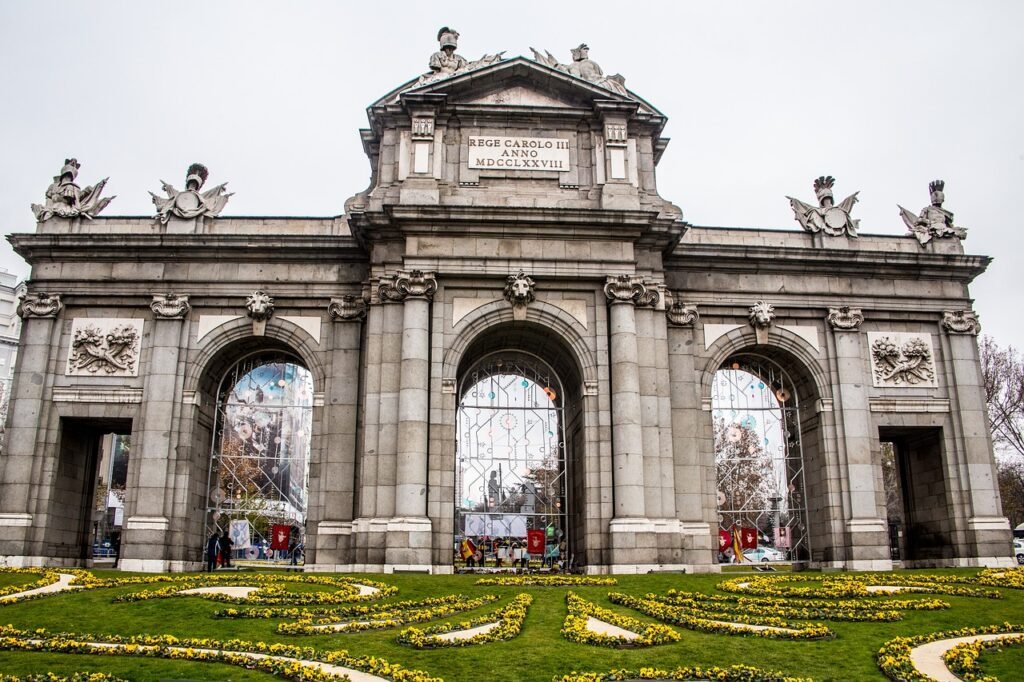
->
[383,517,433,570]
[607,517,700,567]
[311,520,353,567]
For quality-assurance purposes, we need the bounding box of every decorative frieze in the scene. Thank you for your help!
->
[245,291,275,321]
[65,318,144,377]
[604,275,657,307]
[379,270,438,302]
[328,295,367,322]
[666,300,699,327]
[150,293,191,320]
[868,332,936,387]
[827,306,864,331]
[16,292,63,319]
[941,310,981,335]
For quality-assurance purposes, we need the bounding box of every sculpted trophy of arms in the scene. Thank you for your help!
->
[787,175,860,238]
[416,27,504,86]
[898,180,967,246]
[529,43,628,96]
[31,158,115,221]
[151,163,232,223]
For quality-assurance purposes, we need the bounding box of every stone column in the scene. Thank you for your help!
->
[666,300,715,569]
[827,306,891,570]
[604,276,657,569]
[380,270,436,568]
[0,293,62,563]
[940,310,1012,565]
[307,295,367,571]
[119,294,191,572]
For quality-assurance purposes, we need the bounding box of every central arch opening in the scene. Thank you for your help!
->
[455,351,568,569]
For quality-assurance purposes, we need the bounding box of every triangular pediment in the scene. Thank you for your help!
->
[371,57,662,117]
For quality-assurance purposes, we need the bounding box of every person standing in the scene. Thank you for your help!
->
[220,530,233,568]
[205,532,220,572]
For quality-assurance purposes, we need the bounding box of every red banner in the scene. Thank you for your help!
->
[718,530,731,551]
[740,526,758,550]
[460,538,476,560]
[270,524,291,551]
[527,529,545,555]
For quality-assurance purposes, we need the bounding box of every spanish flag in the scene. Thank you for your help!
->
[731,526,745,563]
[459,538,476,561]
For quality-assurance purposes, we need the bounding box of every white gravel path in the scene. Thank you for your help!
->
[179,585,260,598]
[434,620,502,641]
[29,640,390,682]
[0,573,79,603]
[909,633,1023,682]
[355,583,379,597]
[865,585,926,594]
[585,616,640,640]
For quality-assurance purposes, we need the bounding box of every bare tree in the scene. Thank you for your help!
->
[998,458,1024,529]
[980,335,1024,457]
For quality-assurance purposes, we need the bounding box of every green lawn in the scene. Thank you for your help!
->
[0,568,1022,681]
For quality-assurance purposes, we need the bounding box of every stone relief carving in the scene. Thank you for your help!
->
[379,270,438,302]
[328,295,367,322]
[787,176,860,238]
[245,291,275,321]
[941,310,981,335]
[66,318,143,377]
[416,27,504,86]
[530,43,628,96]
[899,180,967,246]
[869,332,936,387]
[31,158,115,221]
[604,275,658,307]
[748,301,776,328]
[827,306,864,331]
[150,294,191,320]
[666,300,699,327]
[503,271,536,306]
[150,163,232,223]
[16,292,63,319]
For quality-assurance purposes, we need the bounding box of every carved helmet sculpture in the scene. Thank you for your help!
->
[185,163,209,192]
[437,26,459,49]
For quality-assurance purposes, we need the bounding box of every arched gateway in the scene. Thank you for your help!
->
[0,32,1012,572]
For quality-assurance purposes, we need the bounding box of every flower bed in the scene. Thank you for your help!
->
[608,593,833,640]
[561,591,679,647]
[876,623,1024,681]
[475,575,616,587]
[718,573,1003,599]
[396,593,532,648]
[0,568,62,599]
[944,633,1024,681]
[0,624,440,682]
[278,594,499,634]
[554,664,812,681]
[0,675,126,682]
[112,574,396,604]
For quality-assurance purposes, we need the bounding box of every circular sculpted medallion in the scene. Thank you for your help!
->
[175,190,201,212]
[824,206,848,231]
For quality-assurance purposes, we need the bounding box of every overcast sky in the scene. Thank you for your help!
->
[1,2,1021,346]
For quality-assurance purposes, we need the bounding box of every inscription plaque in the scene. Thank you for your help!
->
[468,136,570,171]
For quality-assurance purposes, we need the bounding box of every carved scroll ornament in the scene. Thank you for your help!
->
[604,275,658,307]
[150,294,191,320]
[827,306,864,331]
[328,295,367,322]
[379,270,437,302]
[941,310,981,335]
[666,300,699,327]
[17,292,63,319]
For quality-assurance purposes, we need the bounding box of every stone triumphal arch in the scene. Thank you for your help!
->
[0,31,1011,572]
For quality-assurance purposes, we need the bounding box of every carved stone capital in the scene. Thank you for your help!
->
[150,293,191,320]
[604,275,658,307]
[666,300,699,327]
[941,310,981,335]
[245,290,275,321]
[748,300,776,329]
[827,306,864,331]
[17,292,63,319]
[379,270,437,302]
[328,295,367,322]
